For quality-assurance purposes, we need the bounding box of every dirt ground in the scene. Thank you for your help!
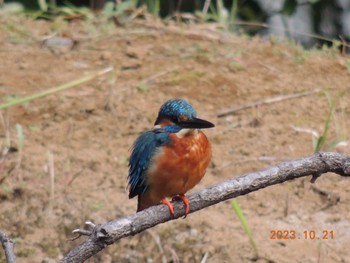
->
[0,13,350,263]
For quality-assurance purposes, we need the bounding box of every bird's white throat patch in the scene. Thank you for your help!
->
[153,125,198,138]
[175,128,198,138]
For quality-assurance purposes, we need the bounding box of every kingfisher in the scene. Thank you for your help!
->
[128,99,214,217]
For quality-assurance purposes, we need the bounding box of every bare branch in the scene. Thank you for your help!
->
[0,230,16,263]
[61,152,350,263]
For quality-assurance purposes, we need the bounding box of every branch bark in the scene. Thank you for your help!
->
[61,152,350,263]
[0,230,16,263]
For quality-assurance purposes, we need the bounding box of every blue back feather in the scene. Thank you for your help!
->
[128,129,171,198]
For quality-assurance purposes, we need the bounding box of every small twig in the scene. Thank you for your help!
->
[0,111,10,185]
[14,124,24,182]
[0,230,16,263]
[291,125,319,138]
[104,68,117,112]
[175,0,183,23]
[147,231,167,263]
[310,172,322,183]
[0,111,10,147]
[70,221,97,241]
[230,21,350,49]
[257,61,280,72]
[47,151,55,208]
[339,35,347,57]
[169,248,180,263]
[66,169,84,187]
[284,192,289,217]
[136,66,179,89]
[0,147,9,180]
[217,88,321,117]
[200,252,209,263]
[310,184,340,210]
[202,0,211,15]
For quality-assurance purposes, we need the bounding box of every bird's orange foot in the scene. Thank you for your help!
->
[161,199,175,216]
[173,194,190,218]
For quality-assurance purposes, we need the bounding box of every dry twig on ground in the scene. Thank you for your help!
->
[61,152,350,263]
[217,89,321,117]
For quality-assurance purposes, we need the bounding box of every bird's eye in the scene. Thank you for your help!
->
[170,116,178,123]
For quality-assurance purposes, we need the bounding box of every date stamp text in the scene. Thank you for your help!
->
[270,230,334,240]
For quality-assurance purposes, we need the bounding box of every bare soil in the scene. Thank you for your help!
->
[0,14,350,263]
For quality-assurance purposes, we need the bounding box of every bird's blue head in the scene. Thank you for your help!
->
[154,99,214,130]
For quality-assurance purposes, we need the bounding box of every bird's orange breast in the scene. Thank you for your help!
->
[145,130,211,205]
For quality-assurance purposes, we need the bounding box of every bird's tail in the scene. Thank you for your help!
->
[137,195,144,212]
[137,193,158,212]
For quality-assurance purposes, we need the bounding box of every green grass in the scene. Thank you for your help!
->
[0,67,113,110]
[345,60,350,74]
[103,0,137,19]
[143,0,160,17]
[312,91,345,153]
[231,200,258,257]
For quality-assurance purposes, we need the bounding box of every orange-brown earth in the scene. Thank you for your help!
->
[0,14,350,263]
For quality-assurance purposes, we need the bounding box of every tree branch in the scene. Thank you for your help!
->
[0,230,16,263]
[61,152,350,263]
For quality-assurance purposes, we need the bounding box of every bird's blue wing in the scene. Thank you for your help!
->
[128,130,170,199]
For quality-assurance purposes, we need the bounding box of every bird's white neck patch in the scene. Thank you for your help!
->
[153,125,198,138]
[175,128,198,138]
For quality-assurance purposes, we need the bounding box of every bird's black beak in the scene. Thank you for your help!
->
[178,117,215,129]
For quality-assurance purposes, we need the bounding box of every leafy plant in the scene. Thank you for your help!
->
[37,0,48,12]
[228,0,238,31]
[199,0,229,24]
[103,0,137,18]
[292,91,345,154]
[142,0,160,17]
